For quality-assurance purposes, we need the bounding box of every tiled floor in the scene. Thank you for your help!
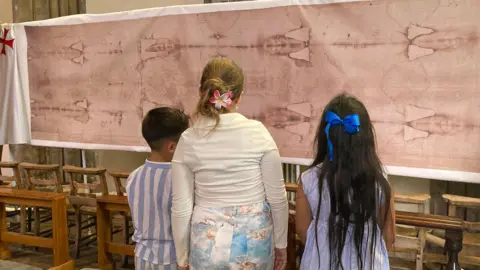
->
[0,260,41,270]
[5,244,133,270]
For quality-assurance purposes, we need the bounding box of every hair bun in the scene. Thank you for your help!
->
[201,77,228,94]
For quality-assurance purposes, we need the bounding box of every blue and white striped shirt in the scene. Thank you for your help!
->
[126,160,176,265]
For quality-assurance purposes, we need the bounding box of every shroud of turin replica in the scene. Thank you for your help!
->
[4,0,480,177]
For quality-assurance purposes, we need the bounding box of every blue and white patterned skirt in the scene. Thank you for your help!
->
[189,201,274,270]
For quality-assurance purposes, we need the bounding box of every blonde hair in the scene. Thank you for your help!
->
[196,58,244,128]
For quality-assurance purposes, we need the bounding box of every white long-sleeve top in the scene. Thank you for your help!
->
[171,113,288,266]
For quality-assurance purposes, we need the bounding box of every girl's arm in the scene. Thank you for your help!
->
[378,180,396,251]
[383,195,396,251]
[171,139,195,268]
[295,179,312,245]
[260,149,289,249]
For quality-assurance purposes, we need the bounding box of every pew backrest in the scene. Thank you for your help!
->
[20,163,63,193]
[108,171,130,196]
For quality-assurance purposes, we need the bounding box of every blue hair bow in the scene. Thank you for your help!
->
[325,111,360,161]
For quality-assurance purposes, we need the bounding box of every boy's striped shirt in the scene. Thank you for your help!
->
[126,160,176,265]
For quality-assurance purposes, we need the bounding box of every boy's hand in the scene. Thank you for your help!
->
[178,265,189,270]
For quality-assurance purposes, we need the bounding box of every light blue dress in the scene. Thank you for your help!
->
[189,201,274,270]
[300,167,390,270]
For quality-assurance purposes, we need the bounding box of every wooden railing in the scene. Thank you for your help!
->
[0,188,73,270]
[285,183,465,270]
[396,211,463,270]
[96,195,134,270]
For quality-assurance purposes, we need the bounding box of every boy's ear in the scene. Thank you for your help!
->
[167,141,177,153]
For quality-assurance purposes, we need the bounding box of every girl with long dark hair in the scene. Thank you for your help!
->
[295,94,395,269]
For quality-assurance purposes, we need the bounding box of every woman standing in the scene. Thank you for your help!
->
[171,58,288,270]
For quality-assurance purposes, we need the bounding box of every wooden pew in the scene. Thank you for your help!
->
[63,165,108,258]
[396,211,464,270]
[439,194,480,267]
[0,188,73,270]
[0,162,21,188]
[96,195,134,270]
[392,193,431,269]
[0,162,26,234]
[285,183,299,270]
[108,171,132,267]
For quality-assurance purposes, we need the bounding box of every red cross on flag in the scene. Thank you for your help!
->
[0,28,15,55]
[0,24,31,145]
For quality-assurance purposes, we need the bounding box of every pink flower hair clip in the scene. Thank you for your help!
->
[209,90,233,110]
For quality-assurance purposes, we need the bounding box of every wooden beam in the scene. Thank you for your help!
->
[106,243,135,256]
[58,0,69,17]
[77,0,86,13]
[12,0,33,23]
[51,195,70,266]
[67,0,77,15]
[1,232,53,248]
[48,260,75,270]
[33,0,51,20]
[97,195,134,269]
[285,183,298,193]
[394,193,431,204]
[443,194,480,209]
[49,0,60,18]
[63,165,106,175]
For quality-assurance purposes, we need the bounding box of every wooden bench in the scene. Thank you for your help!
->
[0,162,25,234]
[392,193,431,270]
[96,195,134,270]
[108,171,132,267]
[396,211,464,270]
[0,162,21,188]
[440,194,480,267]
[0,188,73,270]
[63,165,108,258]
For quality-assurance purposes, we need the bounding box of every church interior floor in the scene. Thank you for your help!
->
[2,209,135,270]
[6,244,134,270]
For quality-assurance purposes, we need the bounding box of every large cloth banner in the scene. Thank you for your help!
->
[2,0,480,179]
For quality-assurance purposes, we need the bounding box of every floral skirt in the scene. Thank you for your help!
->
[189,201,274,270]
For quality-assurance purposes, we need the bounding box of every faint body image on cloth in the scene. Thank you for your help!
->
[24,0,480,174]
[190,201,274,270]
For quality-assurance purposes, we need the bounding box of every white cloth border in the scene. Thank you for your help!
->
[30,139,150,152]
[18,0,364,27]
[282,157,480,184]
[31,140,480,183]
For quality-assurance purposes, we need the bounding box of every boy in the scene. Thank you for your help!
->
[127,107,189,270]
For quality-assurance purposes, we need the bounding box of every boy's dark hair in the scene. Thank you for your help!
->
[142,107,189,151]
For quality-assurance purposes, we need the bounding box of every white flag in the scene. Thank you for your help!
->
[0,24,31,145]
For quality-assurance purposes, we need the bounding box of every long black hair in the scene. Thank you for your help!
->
[310,94,391,269]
